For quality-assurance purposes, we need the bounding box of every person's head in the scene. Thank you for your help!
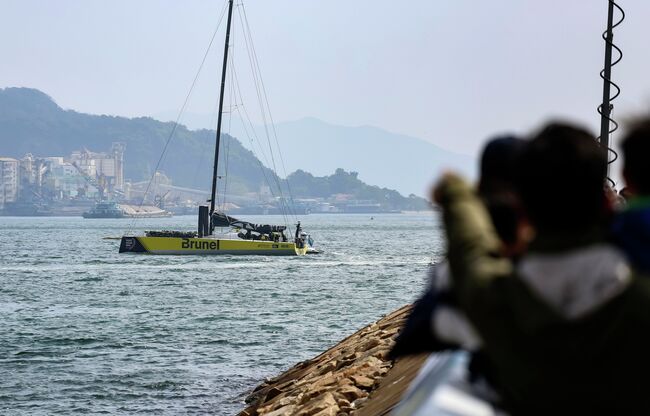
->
[621,118,650,196]
[478,135,525,196]
[477,136,526,252]
[515,122,607,234]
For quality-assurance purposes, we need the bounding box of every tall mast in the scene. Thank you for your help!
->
[598,0,624,181]
[209,0,235,223]
[598,1,615,158]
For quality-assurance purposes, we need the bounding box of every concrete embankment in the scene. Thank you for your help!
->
[238,305,428,416]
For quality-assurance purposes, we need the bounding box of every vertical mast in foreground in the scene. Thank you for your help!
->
[209,0,235,231]
[599,1,615,154]
[598,0,624,180]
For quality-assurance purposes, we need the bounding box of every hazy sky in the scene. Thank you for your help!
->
[3,0,650,169]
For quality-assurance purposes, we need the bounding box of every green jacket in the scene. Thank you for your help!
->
[438,175,650,415]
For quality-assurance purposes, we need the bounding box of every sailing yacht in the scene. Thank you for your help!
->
[119,0,310,256]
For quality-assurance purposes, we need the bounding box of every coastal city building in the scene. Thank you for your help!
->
[44,157,93,198]
[0,157,19,208]
[0,143,126,213]
[69,142,126,192]
[2,140,418,216]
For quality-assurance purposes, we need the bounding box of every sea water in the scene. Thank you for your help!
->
[0,213,444,415]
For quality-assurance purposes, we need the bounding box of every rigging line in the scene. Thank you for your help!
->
[236,113,292,230]
[233,105,292,232]
[236,5,293,224]
[239,3,299,222]
[189,96,220,194]
[230,103,283,207]
[221,34,237,213]
[190,66,223,195]
[229,44,292,230]
[231,68,274,175]
[233,78,271,168]
[242,3,293,202]
[235,6,279,181]
[230,60,274,184]
[225,27,271,170]
[239,3,296,203]
[234,102,275,188]
[126,0,229,234]
[230,62,292,232]
[229,62,269,168]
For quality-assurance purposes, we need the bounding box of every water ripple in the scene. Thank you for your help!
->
[0,213,442,415]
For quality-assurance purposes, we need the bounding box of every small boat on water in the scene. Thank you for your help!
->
[83,202,124,218]
[83,201,172,219]
[119,0,312,256]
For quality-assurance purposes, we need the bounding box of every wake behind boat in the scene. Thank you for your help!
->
[119,0,312,256]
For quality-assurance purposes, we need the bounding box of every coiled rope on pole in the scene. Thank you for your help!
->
[597,0,625,187]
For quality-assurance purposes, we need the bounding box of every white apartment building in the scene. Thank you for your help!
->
[0,157,19,207]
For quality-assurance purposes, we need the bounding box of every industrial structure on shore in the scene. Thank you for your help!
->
[1,142,415,216]
[0,143,128,215]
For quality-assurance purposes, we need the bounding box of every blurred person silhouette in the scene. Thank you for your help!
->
[605,183,626,210]
[390,135,527,362]
[432,121,650,415]
[612,118,650,273]
[619,186,633,202]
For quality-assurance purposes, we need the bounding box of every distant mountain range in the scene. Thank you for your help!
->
[154,112,475,197]
[0,87,433,210]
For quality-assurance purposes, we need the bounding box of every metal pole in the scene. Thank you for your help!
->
[599,0,615,155]
[209,0,234,229]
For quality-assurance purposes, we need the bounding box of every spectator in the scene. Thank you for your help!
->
[433,122,650,414]
[612,118,650,273]
[390,136,527,359]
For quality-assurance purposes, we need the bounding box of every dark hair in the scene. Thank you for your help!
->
[515,122,607,233]
[478,136,525,245]
[622,118,650,195]
[478,135,525,196]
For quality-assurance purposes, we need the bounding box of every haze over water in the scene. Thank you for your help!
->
[1,213,442,414]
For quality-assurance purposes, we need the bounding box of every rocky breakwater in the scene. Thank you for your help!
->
[238,305,427,416]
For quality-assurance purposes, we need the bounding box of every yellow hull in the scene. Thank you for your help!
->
[119,236,308,256]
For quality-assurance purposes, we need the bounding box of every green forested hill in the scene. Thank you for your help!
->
[0,87,429,208]
[0,87,277,193]
[287,169,429,210]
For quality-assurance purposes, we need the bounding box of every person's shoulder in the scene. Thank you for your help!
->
[619,274,650,316]
[460,264,520,311]
[628,273,650,291]
[613,275,650,360]
[615,200,650,225]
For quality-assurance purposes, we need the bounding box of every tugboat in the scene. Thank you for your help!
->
[119,0,311,256]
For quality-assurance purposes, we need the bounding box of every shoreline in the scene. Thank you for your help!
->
[238,305,427,416]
